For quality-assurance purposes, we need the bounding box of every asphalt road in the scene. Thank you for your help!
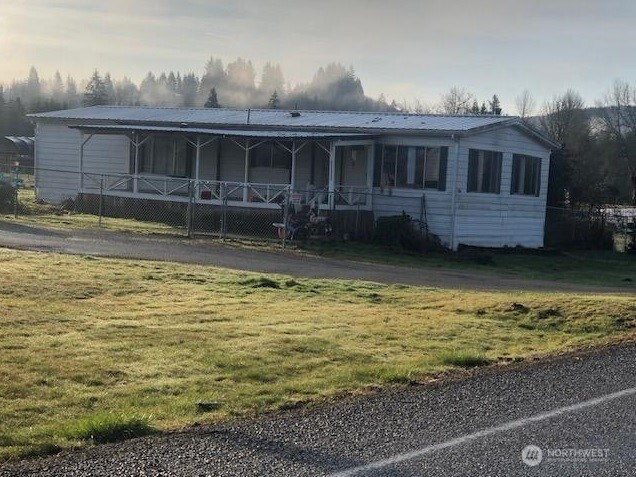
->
[2,342,634,476]
[0,220,630,293]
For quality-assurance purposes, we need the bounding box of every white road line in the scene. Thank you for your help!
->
[328,386,636,477]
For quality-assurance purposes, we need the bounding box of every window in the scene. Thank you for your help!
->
[373,145,447,190]
[138,136,192,177]
[250,142,291,169]
[467,149,502,193]
[511,154,541,196]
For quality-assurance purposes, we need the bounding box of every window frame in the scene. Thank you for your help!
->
[137,135,192,178]
[467,149,503,194]
[511,154,541,197]
[374,144,447,191]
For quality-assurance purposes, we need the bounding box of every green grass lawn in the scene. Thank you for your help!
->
[0,248,634,459]
[6,189,635,288]
[298,241,636,287]
[3,188,183,236]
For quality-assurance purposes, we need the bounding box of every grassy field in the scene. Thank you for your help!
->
[3,188,183,236]
[299,241,636,287]
[0,248,634,460]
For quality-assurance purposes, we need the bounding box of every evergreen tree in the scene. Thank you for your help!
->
[114,77,139,105]
[26,66,41,109]
[204,88,221,108]
[489,94,502,114]
[199,57,226,103]
[181,73,199,107]
[260,63,285,95]
[139,72,157,105]
[267,90,280,109]
[51,71,64,104]
[82,70,108,106]
[65,75,79,108]
[103,73,116,105]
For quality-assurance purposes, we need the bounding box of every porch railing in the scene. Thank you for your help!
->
[80,172,372,209]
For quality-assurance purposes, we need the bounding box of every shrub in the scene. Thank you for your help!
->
[626,234,636,254]
[373,212,442,252]
[0,181,16,213]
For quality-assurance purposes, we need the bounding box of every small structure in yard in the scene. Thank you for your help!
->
[29,106,558,249]
[0,136,34,172]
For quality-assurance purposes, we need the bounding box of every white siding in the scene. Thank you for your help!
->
[453,127,551,249]
[35,123,81,203]
[370,128,552,249]
[81,133,130,194]
[373,189,454,246]
[83,135,129,175]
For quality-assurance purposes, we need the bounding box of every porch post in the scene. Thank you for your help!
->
[366,143,375,208]
[328,141,336,209]
[79,132,84,191]
[290,140,297,191]
[78,133,93,191]
[195,136,201,200]
[133,132,139,193]
[243,139,250,202]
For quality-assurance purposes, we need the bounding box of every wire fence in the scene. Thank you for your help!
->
[6,167,381,248]
[3,166,635,251]
[545,205,635,251]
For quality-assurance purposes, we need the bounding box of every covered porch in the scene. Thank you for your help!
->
[73,125,375,211]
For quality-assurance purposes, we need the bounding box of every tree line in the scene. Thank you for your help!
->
[1,58,635,205]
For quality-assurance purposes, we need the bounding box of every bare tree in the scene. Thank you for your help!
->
[438,86,474,114]
[596,80,636,203]
[515,89,536,119]
[539,89,587,145]
[411,98,432,114]
[540,90,599,206]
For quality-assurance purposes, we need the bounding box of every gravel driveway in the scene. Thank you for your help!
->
[0,220,631,293]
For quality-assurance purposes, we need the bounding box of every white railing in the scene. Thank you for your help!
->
[137,175,190,196]
[80,172,372,209]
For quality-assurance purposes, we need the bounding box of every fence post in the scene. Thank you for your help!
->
[282,187,290,249]
[13,186,18,219]
[355,202,360,240]
[98,175,104,227]
[221,182,227,240]
[186,180,194,238]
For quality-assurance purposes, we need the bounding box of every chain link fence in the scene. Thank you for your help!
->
[6,166,635,251]
[6,167,382,247]
[545,205,635,251]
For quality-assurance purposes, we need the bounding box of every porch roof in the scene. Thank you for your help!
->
[67,124,374,140]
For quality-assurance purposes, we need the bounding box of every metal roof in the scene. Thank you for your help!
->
[31,106,516,132]
[68,124,373,140]
[30,106,560,148]
[1,136,35,156]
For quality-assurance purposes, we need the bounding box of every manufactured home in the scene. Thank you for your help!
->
[30,106,558,249]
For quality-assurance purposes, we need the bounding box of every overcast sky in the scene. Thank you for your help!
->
[1,0,635,112]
